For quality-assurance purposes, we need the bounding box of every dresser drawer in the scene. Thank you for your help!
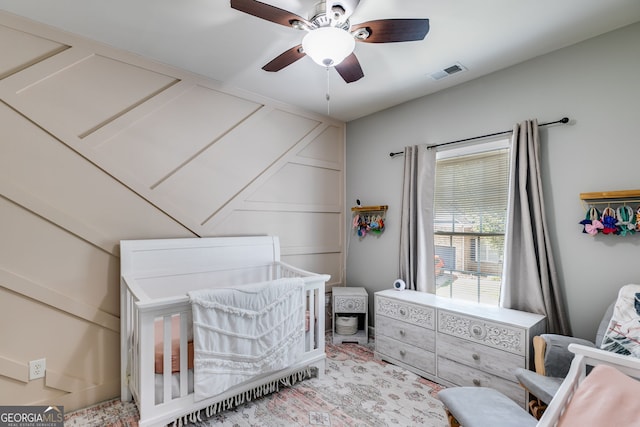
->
[437,356,526,407]
[376,335,435,374]
[376,296,435,329]
[376,315,435,351]
[334,295,368,313]
[438,310,526,355]
[437,333,524,381]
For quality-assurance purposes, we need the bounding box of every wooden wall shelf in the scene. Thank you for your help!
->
[580,189,640,201]
[351,205,388,212]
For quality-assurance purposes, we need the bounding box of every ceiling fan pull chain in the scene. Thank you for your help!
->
[326,66,331,116]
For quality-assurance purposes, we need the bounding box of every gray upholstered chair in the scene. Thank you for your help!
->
[514,302,614,418]
[438,343,640,427]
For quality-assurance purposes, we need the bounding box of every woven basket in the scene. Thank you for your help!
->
[335,314,358,335]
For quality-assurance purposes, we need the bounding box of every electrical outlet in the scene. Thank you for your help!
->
[29,358,46,380]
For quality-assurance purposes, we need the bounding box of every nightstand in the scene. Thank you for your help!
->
[332,286,368,345]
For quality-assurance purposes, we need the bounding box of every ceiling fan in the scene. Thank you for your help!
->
[230,0,430,83]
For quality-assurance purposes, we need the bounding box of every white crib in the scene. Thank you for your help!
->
[120,236,329,427]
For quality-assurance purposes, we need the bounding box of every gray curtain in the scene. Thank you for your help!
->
[501,119,572,335]
[399,145,437,292]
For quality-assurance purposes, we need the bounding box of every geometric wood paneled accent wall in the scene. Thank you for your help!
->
[0,11,344,411]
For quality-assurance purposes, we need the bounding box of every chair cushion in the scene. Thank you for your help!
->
[515,367,564,404]
[541,334,595,378]
[438,387,537,427]
[557,364,640,427]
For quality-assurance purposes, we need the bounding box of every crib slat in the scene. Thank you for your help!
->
[179,312,189,397]
[316,286,325,353]
[308,289,315,351]
[163,315,172,404]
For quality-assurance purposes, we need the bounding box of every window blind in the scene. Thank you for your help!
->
[434,149,509,234]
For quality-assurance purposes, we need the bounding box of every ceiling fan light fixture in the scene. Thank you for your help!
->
[302,27,355,67]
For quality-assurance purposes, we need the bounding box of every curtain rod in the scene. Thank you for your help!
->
[389,117,570,157]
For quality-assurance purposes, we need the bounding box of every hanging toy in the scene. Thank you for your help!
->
[601,206,619,235]
[615,205,636,236]
[585,219,604,236]
[369,215,379,229]
[356,214,368,237]
[637,207,640,232]
[368,214,384,235]
[579,207,602,235]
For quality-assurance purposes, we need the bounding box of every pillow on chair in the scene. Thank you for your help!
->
[600,284,640,357]
[557,364,640,427]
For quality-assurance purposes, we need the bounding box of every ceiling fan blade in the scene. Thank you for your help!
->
[352,18,430,43]
[231,0,309,27]
[334,53,364,83]
[262,45,305,72]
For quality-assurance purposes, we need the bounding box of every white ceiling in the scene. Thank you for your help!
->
[1,0,639,122]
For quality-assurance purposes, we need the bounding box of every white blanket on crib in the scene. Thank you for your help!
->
[188,277,305,402]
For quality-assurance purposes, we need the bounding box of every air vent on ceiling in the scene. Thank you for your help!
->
[429,62,467,80]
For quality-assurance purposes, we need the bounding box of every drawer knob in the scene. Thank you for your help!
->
[399,350,406,357]
[399,308,407,316]
[472,379,481,386]
[472,353,480,361]
[469,323,487,339]
[399,329,406,336]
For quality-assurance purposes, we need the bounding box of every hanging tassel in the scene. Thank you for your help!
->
[616,205,636,236]
[601,206,619,235]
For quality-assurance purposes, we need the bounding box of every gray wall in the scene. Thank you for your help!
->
[346,22,640,340]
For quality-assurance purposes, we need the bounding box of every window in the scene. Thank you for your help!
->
[433,140,510,305]
[470,237,502,263]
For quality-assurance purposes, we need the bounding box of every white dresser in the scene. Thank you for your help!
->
[374,289,545,407]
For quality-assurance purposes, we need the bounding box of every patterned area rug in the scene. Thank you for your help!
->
[65,341,448,426]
